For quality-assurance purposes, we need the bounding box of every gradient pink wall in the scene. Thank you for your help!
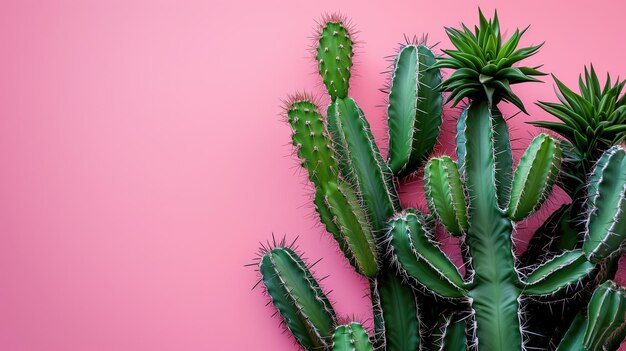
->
[1,1,625,350]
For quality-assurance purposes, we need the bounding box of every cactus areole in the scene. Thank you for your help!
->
[253,9,626,351]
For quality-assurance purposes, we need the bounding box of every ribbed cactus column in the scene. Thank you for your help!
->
[429,10,548,350]
[463,101,521,349]
[315,16,420,350]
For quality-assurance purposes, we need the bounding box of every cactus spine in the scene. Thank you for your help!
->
[254,9,626,351]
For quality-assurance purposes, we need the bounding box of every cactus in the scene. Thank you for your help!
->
[254,9,626,351]
[332,323,373,351]
[557,281,626,351]
[521,68,626,348]
[258,243,337,350]
[386,40,443,176]
[524,66,626,260]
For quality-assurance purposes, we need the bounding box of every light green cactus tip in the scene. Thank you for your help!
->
[331,322,373,351]
[316,15,354,101]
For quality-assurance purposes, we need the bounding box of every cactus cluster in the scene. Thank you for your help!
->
[253,10,626,351]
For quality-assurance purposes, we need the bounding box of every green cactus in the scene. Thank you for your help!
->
[316,15,353,101]
[522,67,626,348]
[287,96,378,277]
[424,156,469,236]
[557,281,626,351]
[254,9,626,351]
[259,244,337,350]
[524,67,626,260]
[331,323,373,351]
[583,145,626,264]
[386,41,443,176]
[387,10,626,350]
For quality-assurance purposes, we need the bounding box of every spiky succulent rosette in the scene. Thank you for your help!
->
[530,66,626,196]
[433,9,545,111]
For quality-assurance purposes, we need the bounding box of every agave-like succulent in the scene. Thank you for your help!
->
[433,9,545,112]
[530,66,626,196]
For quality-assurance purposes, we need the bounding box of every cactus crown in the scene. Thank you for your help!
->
[531,66,626,193]
[433,9,545,111]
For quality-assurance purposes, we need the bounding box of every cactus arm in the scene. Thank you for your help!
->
[410,45,443,169]
[327,97,399,232]
[584,281,626,351]
[332,323,373,351]
[387,44,420,173]
[583,145,626,264]
[288,99,340,187]
[288,99,378,277]
[387,211,466,298]
[522,250,595,296]
[433,314,468,351]
[387,45,442,175]
[463,101,522,350]
[372,269,421,351]
[492,109,513,208]
[316,20,353,100]
[556,313,586,351]
[260,248,337,350]
[323,181,379,277]
[424,156,469,236]
[312,188,355,266]
[507,133,562,221]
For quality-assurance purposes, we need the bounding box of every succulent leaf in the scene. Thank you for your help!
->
[260,247,336,350]
[507,133,561,221]
[331,323,373,351]
[434,9,545,111]
[387,210,466,298]
[583,145,626,264]
[424,156,469,236]
[387,44,443,175]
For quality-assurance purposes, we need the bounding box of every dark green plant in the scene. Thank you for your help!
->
[521,67,626,348]
[253,10,626,351]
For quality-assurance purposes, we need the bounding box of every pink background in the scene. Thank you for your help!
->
[1,0,625,350]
